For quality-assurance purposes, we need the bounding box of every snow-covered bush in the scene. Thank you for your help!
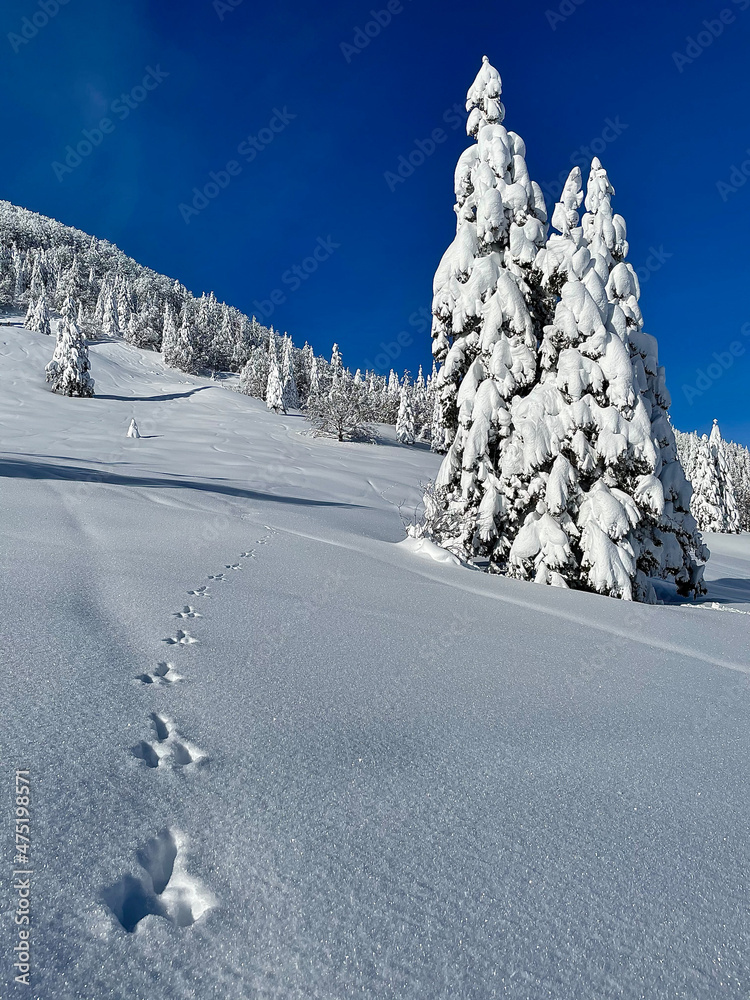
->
[307,368,372,442]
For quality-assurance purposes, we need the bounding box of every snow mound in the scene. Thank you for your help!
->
[399,535,463,566]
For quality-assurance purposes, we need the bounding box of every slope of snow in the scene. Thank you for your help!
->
[1,322,749,1000]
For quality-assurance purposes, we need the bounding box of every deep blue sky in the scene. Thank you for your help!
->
[1,0,749,444]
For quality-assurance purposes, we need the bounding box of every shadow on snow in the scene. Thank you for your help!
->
[0,456,364,509]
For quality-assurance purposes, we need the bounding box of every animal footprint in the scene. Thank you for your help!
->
[225,563,242,571]
[187,586,210,598]
[132,714,171,768]
[163,629,198,645]
[207,573,227,582]
[239,551,255,558]
[131,714,206,770]
[103,829,216,933]
[173,606,202,619]
[136,662,182,686]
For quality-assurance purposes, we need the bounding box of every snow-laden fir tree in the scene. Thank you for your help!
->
[417,95,706,600]
[265,339,285,413]
[0,247,14,305]
[396,379,415,444]
[429,55,549,463]
[208,305,234,372]
[25,285,51,336]
[281,335,299,409]
[77,300,94,339]
[727,440,750,530]
[708,420,740,532]
[116,279,132,329]
[161,304,179,365]
[330,343,344,382]
[238,344,270,400]
[678,426,748,533]
[45,296,94,397]
[164,305,199,373]
[690,434,723,531]
[499,161,706,600]
[418,55,551,558]
[102,282,121,338]
[125,310,145,348]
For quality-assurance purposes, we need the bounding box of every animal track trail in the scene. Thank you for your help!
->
[225,563,242,571]
[103,829,216,933]
[173,605,202,619]
[207,573,228,582]
[163,629,198,646]
[131,714,206,770]
[187,585,210,598]
[136,662,182,686]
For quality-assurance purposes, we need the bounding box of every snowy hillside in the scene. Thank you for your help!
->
[2,322,749,999]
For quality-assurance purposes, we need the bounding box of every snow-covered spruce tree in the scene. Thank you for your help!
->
[12,247,27,304]
[0,247,14,306]
[231,319,250,371]
[330,343,344,381]
[102,282,121,338]
[691,434,723,531]
[208,304,234,372]
[161,304,179,365]
[46,296,94,397]
[728,441,750,530]
[281,335,299,409]
[25,265,50,335]
[495,159,706,601]
[77,300,93,339]
[396,379,415,444]
[26,288,52,336]
[708,419,740,532]
[501,161,706,600]
[265,339,285,413]
[675,429,697,486]
[419,148,706,600]
[238,344,270,400]
[429,56,549,464]
[418,56,551,556]
[167,306,201,373]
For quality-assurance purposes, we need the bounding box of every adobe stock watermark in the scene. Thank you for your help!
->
[8,0,71,54]
[545,0,588,31]
[178,107,296,224]
[384,103,464,192]
[340,0,413,63]
[362,306,431,374]
[634,246,672,287]
[251,237,340,322]
[716,147,750,202]
[682,321,750,405]
[52,66,170,182]
[540,117,628,202]
[672,0,749,72]
[213,0,244,20]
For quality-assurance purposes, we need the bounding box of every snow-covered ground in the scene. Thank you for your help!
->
[1,322,749,1000]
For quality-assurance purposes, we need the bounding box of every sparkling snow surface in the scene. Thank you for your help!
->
[1,323,748,1000]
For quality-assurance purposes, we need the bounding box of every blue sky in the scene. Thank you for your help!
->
[1,0,749,444]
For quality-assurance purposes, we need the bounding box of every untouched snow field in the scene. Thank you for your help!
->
[1,322,749,1000]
